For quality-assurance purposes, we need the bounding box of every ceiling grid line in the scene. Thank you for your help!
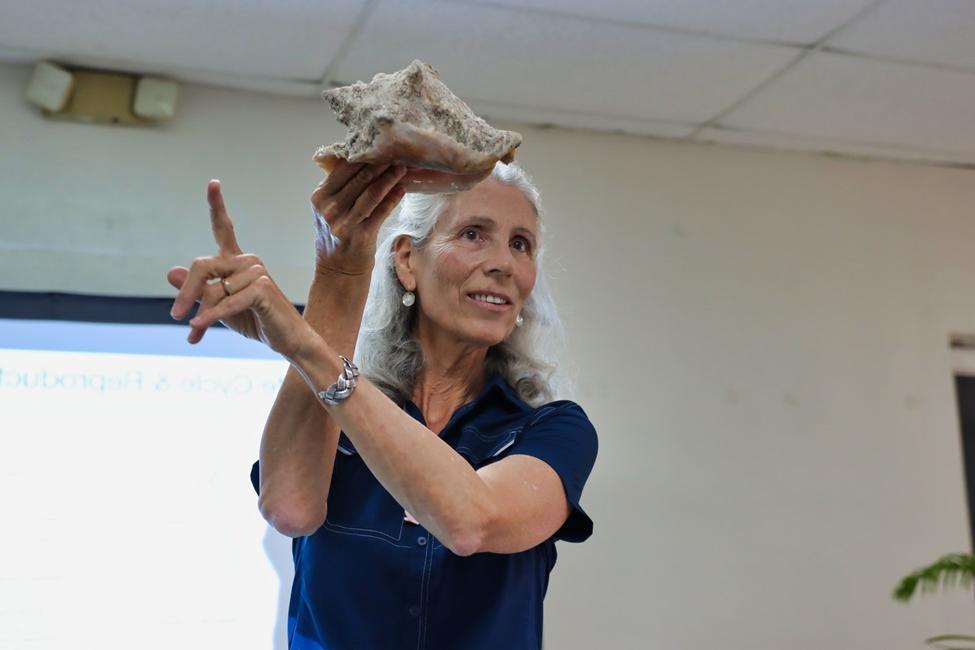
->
[317,0,381,88]
[687,0,889,140]
[686,49,809,141]
[819,45,975,78]
[697,124,975,171]
[442,0,812,49]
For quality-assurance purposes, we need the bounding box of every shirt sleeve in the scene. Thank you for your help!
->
[506,400,598,543]
[250,460,260,495]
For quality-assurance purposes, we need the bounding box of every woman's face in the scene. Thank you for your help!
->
[398,179,539,349]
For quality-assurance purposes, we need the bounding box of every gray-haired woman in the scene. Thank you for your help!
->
[167,161,598,650]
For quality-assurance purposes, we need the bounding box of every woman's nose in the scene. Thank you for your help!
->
[486,243,514,276]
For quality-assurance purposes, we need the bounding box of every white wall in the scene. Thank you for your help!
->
[2,61,974,648]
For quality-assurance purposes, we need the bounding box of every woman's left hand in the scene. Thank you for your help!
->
[168,180,317,361]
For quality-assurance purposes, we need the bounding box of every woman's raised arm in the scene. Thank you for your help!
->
[258,162,407,537]
[168,163,406,537]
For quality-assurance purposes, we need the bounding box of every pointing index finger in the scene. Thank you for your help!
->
[208,180,243,255]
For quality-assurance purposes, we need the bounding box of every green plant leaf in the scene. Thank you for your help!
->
[893,554,975,602]
[927,635,975,643]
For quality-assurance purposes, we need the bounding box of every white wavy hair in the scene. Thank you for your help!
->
[355,162,564,407]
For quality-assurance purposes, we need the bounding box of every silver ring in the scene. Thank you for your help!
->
[220,277,233,296]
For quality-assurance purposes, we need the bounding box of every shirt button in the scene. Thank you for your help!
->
[409,605,421,617]
[417,536,427,546]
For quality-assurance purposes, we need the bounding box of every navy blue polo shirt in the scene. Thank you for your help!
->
[250,371,598,650]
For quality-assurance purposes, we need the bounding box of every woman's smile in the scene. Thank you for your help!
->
[465,292,514,313]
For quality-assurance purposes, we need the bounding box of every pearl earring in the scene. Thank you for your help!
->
[515,314,524,327]
[401,291,415,307]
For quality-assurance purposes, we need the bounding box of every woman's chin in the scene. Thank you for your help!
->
[461,325,510,348]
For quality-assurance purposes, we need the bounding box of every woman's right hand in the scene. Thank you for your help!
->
[167,180,269,344]
[311,161,408,274]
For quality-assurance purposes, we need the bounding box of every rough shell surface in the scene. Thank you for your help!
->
[315,60,521,193]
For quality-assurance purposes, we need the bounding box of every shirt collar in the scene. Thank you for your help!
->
[338,372,531,457]
[483,370,532,412]
[405,370,530,416]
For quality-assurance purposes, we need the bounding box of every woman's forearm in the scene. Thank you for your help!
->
[293,337,493,556]
[257,266,373,537]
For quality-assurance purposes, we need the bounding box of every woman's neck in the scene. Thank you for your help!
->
[412,325,489,433]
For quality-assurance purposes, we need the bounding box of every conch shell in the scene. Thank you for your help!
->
[315,60,521,193]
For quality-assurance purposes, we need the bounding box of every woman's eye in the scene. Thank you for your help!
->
[462,228,479,240]
[512,237,531,253]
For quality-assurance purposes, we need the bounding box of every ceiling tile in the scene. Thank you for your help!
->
[696,126,975,167]
[0,44,36,64]
[0,47,323,97]
[448,0,878,44]
[720,51,975,154]
[828,0,975,70]
[0,0,367,80]
[175,70,321,97]
[467,99,695,138]
[333,0,797,124]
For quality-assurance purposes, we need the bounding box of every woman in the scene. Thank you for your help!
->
[168,161,598,649]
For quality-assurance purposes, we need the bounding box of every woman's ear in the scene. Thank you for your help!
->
[392,235,416,291]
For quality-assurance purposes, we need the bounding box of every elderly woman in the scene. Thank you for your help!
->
[167,161,598,650]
